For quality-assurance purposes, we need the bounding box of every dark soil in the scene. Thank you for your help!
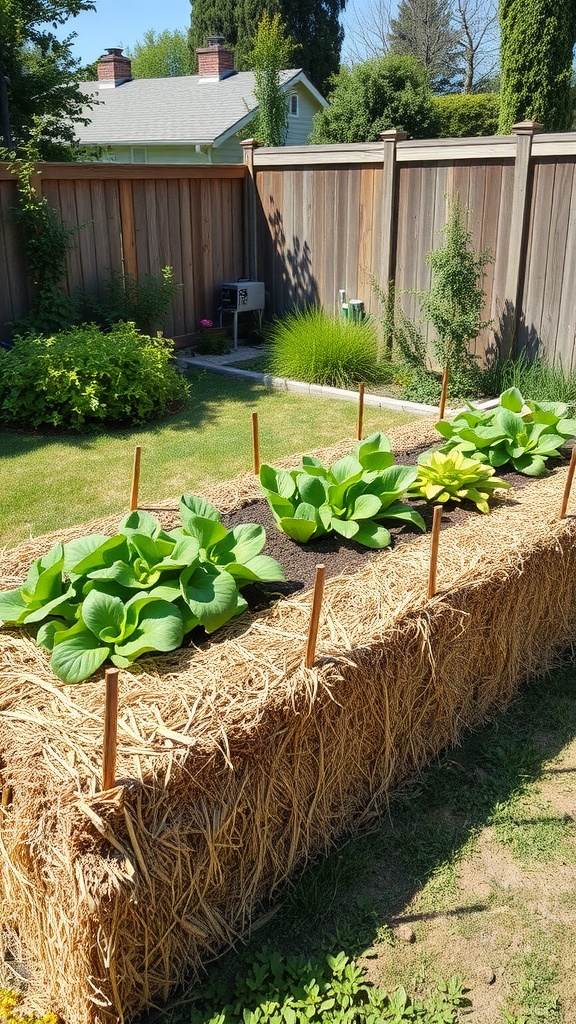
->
[223,445,533,610]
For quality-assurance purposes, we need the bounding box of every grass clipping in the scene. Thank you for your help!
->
[1,420,576,1024]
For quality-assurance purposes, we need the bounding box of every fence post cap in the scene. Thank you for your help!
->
[512,120,544,135]
[379,129,409,142]
[239,138,261,149]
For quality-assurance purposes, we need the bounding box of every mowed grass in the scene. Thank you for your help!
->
[0,370,414,549]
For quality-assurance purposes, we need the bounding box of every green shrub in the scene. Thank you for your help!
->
[267,307,386,389]
[482,351,576,414]
[79,266,183,336]
[196,326,232,355]
[432,93,499,137]
[0,322,190,430]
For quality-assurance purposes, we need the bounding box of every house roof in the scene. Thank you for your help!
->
[76,70,326,148]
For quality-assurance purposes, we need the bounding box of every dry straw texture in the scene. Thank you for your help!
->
[1,419,576,1023]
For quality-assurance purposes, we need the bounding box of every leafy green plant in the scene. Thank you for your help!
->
[267,307,387,389]
[260,432,425,549]
[482,351,576,415]
[78,266,183,336]
[186,947,468,1024]
[0,497,285,683]
[196,326,232,355]
[410,449,510,514]
[0,988,58,1024]
[436,387,576,476]
[0,322,189,430]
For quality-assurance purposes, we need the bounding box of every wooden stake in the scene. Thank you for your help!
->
[130,445,141,512]
[559,445,576,519]
[438,366,449,420]
[305,564,326,668]
[252,411,260,475]
[357,382,365,441]
[102,668,119,792]
[427,506,442,599]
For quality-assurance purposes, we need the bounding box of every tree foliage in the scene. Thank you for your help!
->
[432,93,499,136]
[498,0,576,133]
[0,0,95,157]
[188,0,346,95]
[309,53,437,144]
[128,29,190,78]
[388,0,462,92]
[248,12,295,147]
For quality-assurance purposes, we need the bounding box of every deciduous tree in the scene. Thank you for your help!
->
[248,12,295,147]
[388,0,462,92]
[128,29,190,78]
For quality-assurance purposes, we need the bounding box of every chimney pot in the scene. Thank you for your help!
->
[97,47,132,88]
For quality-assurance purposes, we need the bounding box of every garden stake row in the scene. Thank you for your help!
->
[559,444,576,519]
[252,411,260,475]
[357,383,365,441]
[305,564,325,668]
[427,506,443,599]
[102,667,119,791]
[439,366,449,421]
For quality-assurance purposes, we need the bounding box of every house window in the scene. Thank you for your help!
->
[131,147,147,163]
[289,92,299,117]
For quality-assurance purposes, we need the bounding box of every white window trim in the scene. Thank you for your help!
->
[289,92,299,117]
[131,147,148,164]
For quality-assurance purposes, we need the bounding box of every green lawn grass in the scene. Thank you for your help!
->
[0,369,414,549]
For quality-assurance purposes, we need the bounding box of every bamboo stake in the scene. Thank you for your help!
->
[559,445,576,519]
[1,786,12,809]
[130,445,142,512]
[252,411,260,475]
[438,366,449,420]
[356,383,365,441]
[102,668,119,791]
[427,506,442,599]
[305,565,326,668]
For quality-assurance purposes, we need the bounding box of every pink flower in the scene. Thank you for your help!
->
[200,319,213,329]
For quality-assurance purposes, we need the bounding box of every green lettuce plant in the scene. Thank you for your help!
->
[260,432,426,549]
[410,449,510,513]
[436,387,576,476]
[0,497,284,684]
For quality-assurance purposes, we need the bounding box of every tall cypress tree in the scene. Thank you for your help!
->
[188,0,346,95]
[388,0,462,93]
[498,0,576,133]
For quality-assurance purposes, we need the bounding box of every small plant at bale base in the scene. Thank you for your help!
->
[436,387,576,476]
[185,948,469,1023]
[260,432,426,549]
[0,989,58,1024]
[410,449,510,514]
[0,497,285,684]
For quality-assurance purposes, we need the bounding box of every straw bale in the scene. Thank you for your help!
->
[1,419,576,1023]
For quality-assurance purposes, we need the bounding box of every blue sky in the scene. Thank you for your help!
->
[64,0,378,67]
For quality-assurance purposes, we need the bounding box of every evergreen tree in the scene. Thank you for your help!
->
[309,53,437,143]
[128,29,190,78]
[188,0,346,95]
[388,0,462,93]
[498,0,576,133]
[248,12,295,146]
[0,0,95,158]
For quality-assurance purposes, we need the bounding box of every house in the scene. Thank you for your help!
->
[75,38,327,164]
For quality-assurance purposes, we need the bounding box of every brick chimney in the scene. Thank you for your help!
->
[196,35,235,81]
[97,48,132,88]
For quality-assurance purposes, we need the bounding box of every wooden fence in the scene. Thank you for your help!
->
[0,164,246,340]
[2,126,576,369]
[247,124,576,369]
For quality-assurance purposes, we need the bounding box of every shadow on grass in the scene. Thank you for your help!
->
[0,371,272,460]
[146,655,576,1023]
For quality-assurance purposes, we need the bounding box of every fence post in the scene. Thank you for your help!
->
[501,120,543,360]
[240,138,260,281]
[379,130,408,354]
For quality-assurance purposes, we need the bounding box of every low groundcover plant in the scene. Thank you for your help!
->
[260,432,426,549]
[410,449,510,513]
[0,496,285,684]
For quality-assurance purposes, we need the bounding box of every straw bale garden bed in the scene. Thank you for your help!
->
[1,410,576,1024]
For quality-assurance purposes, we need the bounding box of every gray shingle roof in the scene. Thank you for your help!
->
[76,70,307,146]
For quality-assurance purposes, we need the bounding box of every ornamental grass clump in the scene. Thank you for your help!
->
[0,496,284,683]
[410,449,510,513]
[260,431,425,548]
[267,307,386,389]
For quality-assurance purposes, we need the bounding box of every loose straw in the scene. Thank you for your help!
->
[130,445,142,512]
[357,383,365,441]
[560,445,576,519]
[102,668,119,791]
[438,366,449,420]
[427,506,442,599]
[305,564,326,668]
[252,411,260,475]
